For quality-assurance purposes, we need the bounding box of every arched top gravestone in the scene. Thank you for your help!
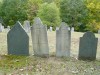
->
[31,17,49,57]
[7,21,29,55]
[56,22,71,57]
[83,31,95,38]
[78,31,98,60]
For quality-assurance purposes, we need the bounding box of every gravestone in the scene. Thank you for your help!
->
[0,23,3,32]
[23,20,30,33]
[71,27,74,32]
[78,31,98,60]
[98,30,100,34]
[56,22,71,57]
[2,26,4,30]
[7,21,29,55]
[56,27,59,31]
[31,17,49,57]
[7,26,10,31]
[68,27,70,31]
[49,26,52,32]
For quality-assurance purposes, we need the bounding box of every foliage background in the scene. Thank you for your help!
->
[0,0,100,32]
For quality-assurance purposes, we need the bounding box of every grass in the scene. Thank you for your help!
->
[0,31,100,75]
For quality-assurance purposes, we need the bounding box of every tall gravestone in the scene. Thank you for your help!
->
[31,17,49,57]
[23,20,30,33]
[56,22,71,57]
[78,31,98,60]
[7,21,29,55]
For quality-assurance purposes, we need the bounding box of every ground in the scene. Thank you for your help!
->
[0,31,100,75]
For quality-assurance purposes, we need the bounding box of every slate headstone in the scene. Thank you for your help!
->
[31,17,49,57]
[78,31,98,60]
[23,20,30,33]
[56,22,71,57]
[7,21,29,55]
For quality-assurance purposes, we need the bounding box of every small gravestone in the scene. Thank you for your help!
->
[98,30,100,34]
[31,17,49,57]
[7,21,29,55]
[71,27,74,32]
[0,23,3,32]
[23,20,30,33]
[68,27,70,31]
[7,26,10,31]
[2,26,4,30]
[56,22,71,57]
[56,27,59,31]
[49,26,52,32]
[78,31,98,60]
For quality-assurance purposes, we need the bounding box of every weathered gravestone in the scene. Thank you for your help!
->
[31,17,49,57]
[7,21,29,55]
[78,31,98,60]
[23,20,30,33]
[56,22,71,57]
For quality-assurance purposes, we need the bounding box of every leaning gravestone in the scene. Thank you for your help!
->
[56,22,71,57]
[7,21,29,55]
[23,20,30,33]
[78,31,98,60]
[31,17,49,57]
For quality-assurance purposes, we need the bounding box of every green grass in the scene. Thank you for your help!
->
[0,31,100,75]
[0,55,100,75]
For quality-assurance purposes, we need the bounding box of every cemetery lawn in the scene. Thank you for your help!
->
[0,31,100,75]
